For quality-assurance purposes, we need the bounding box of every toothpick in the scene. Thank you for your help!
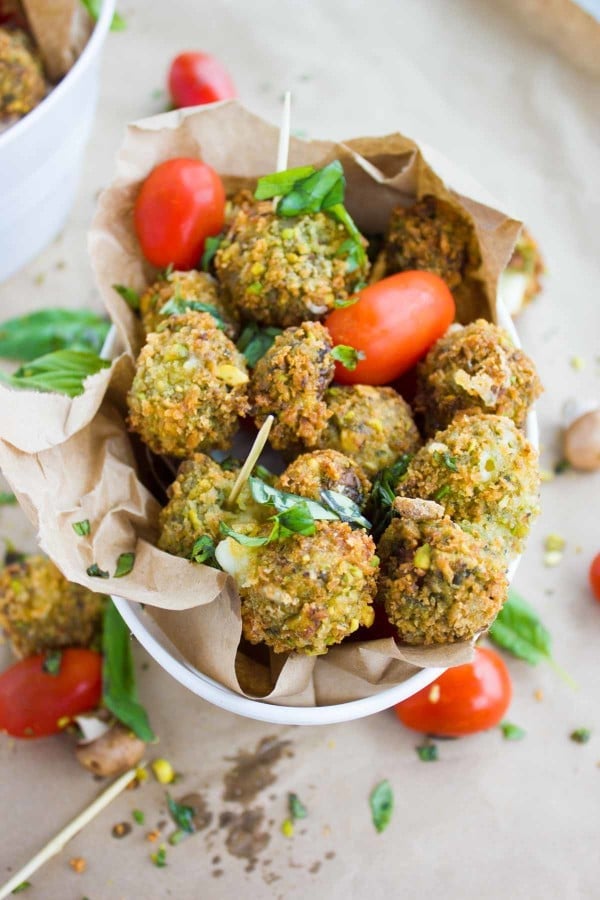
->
[273,90,292,210]
[226,415,274,509]
[0,764,144,899]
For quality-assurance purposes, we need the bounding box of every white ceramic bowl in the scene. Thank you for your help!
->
[0,0,116,283]
[110,300,538,725]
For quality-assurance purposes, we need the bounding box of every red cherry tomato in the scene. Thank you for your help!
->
[134,158,225,270]
[394,646,512,737]
[0,649,102,738]
[590,552,600,602]
[168,52,236,108]
[325,271,455,385]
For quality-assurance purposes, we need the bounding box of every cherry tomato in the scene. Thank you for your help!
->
[394,646,512,737]
[590,552,600,602]
[0,648,102,738]
[168,52,236,108]
[134,158,225,269]
[325,271,455,385]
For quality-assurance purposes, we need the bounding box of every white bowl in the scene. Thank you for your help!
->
[0,0,116,283]
[112,299,538,725]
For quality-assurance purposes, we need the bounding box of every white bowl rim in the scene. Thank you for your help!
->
[0,0,116,151]
[109,297,538,724]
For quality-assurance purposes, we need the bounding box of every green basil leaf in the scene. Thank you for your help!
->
[320,490,371,529]
[248,477,337,522]
[42,649,62,676]
[132,809,145,825]
[159,297,225,330]
[11,883,31,894]
[500,722,526,741]
[151,845,167,867]
[335,238,364,273]
[331,344,365,371]
[5,350,110,397]
[0,309,110,360]
[254,166,316,200]
[488,589,553,665]
[72,519,91,537]
[0,492,16,506]
[416,742,439,761]
[201,235,224,271]
[114,552,135,578]
[113,284,140,311]
[102,600,156,742]
[370,780,393,833]
[220,522,274,547]
[277,503,316,537]
[236,323,282,367]
[288,793,308,820]
[80,0,125,31]
[167,794,196,833]
[367,454,412,540]
[110,9,126,30]
[333,295,359,309]
[277,161,345,217]
[570,728,591,744]
[188,535,222,569]
[87,563,109,579]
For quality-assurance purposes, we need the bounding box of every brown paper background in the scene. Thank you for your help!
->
[0,101,522,706]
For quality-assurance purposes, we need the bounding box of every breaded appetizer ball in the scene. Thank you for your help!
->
[414,319,542,434]
[127,312,249,458]
[0,556,105,658]
[224,521,378,655]
[277,449,371,510]
[215,200,370,327]
[316,385,421,476]
[250,321,334,452]
[395,414,540,557]
[0,27,46,122]
[499,228,545,317]
[384,195,476,290]
[139,269,239,340]
[377,498,507,645]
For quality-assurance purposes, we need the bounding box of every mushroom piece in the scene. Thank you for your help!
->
[75,723,146,777]
[564,409,600,472]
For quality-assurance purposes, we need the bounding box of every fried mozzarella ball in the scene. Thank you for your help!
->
[377,498,507,645]
[394,414,540,557]
[277,449,371,510]
[218,522,378,655]
[414,319,542,434]
[127,312,249,458]
[0,27,46,123]
[315,384,421,476]
[215,199,369,327]
[139,269,239,340]
[0,556,105,658]
[499,228,545,317]
[250,321,334,452]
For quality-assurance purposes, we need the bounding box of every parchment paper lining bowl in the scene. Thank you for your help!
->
[107,299,538,725]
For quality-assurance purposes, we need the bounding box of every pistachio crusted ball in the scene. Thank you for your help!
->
[0,27,46,123]
[277,449,371,510]
[237,521,379,655]
[395,413,540,557]
[215,200,370,327]
[139,269,239,340]
[377,498,507,645]
[414,319,542,434]
[0,556,105,658]
[250,321,334,452]
[127,311,249,458]
[316,384,421,477]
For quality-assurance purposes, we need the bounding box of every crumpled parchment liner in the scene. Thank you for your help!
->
[21,0,93,82]
[0,101,522,706]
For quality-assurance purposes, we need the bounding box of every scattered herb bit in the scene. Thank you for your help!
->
[151,844,167,868]
[544,534,565,552]
[288,792,308,820]
[570,728,591,744]
[554,459,571,475]
[416,741,438,762]
[79,0,125,31]
[254,165,316,200]
[220,522,275,547]
[320,489,371,529]
[189,535,220,567]
[114,552,135,578]
[159,296,225,330]
[87,563,109,579]
[152,758,175,784]
[132,809,145,825]
[3,350,110,397]
[11,881,31,893]
[367,455,412,540]
[102,600,156,742]
[333,295,359,309]
[0,492,16,505]
[167,794,196,833]
[168,829,186,846]
[42,649,62,676]
[201,235,223,271]
[113,284,140,311]
[236,322,282,367]
[331,344,365,371]
[281,818,295,838]
[72,519,91,537]
[500,722,526,741]
[433,485,451,501]
[434,451,458,472]
[370,780,393,833]
[570,355,585,371]
[0,309,110,360]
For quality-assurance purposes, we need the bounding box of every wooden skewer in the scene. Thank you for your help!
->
[0,764,144,899]
[226,415,274,509]
[272,90,292,210]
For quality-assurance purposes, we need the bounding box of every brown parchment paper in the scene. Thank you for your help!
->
[0,101,522,706]
[21,0,92,82]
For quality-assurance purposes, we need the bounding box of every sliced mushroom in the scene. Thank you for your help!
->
[75,723,145,777]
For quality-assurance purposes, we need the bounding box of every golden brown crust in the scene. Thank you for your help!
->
[277,449,371,510]
[139,269,239,340]
[0,27,46,122]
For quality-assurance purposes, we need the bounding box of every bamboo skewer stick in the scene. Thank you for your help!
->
[272,90,292,210]
[227,415,274,508]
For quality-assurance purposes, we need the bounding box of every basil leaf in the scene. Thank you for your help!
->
[220,522,274,547]
[248,477,337,522]
[236,323,282,367]
[151,845,167,867]
[277,161,345,217]
[488,589,553,665]
[42,649,62,676]
[0,492,16,506]
[72,519,91,537]
[201,235,223,271]
[79,0,125,30]
[500,722,526,741]
[333,295,359,309]
[11,882,31,893]
[113,284,140,311]
[114,552,135,578]
[87,563,109,579]
[367,454,412,540]
[370,780,393,833]
[254,166,316,200]
[102,600,156,742]
[328,203,367,266]
[0,309,110,360]
[570,728,591,744]
[167,794,196,833]
[189,535,219,566]
[159,297,225,330]
[277,503,316,537]
[331,344,365,371]
[416,742,439,762]
[110,9,126,30]
[320,490,371,529]
[336,238,363,273]
[5,350,110,397]
[288,793,308,820]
